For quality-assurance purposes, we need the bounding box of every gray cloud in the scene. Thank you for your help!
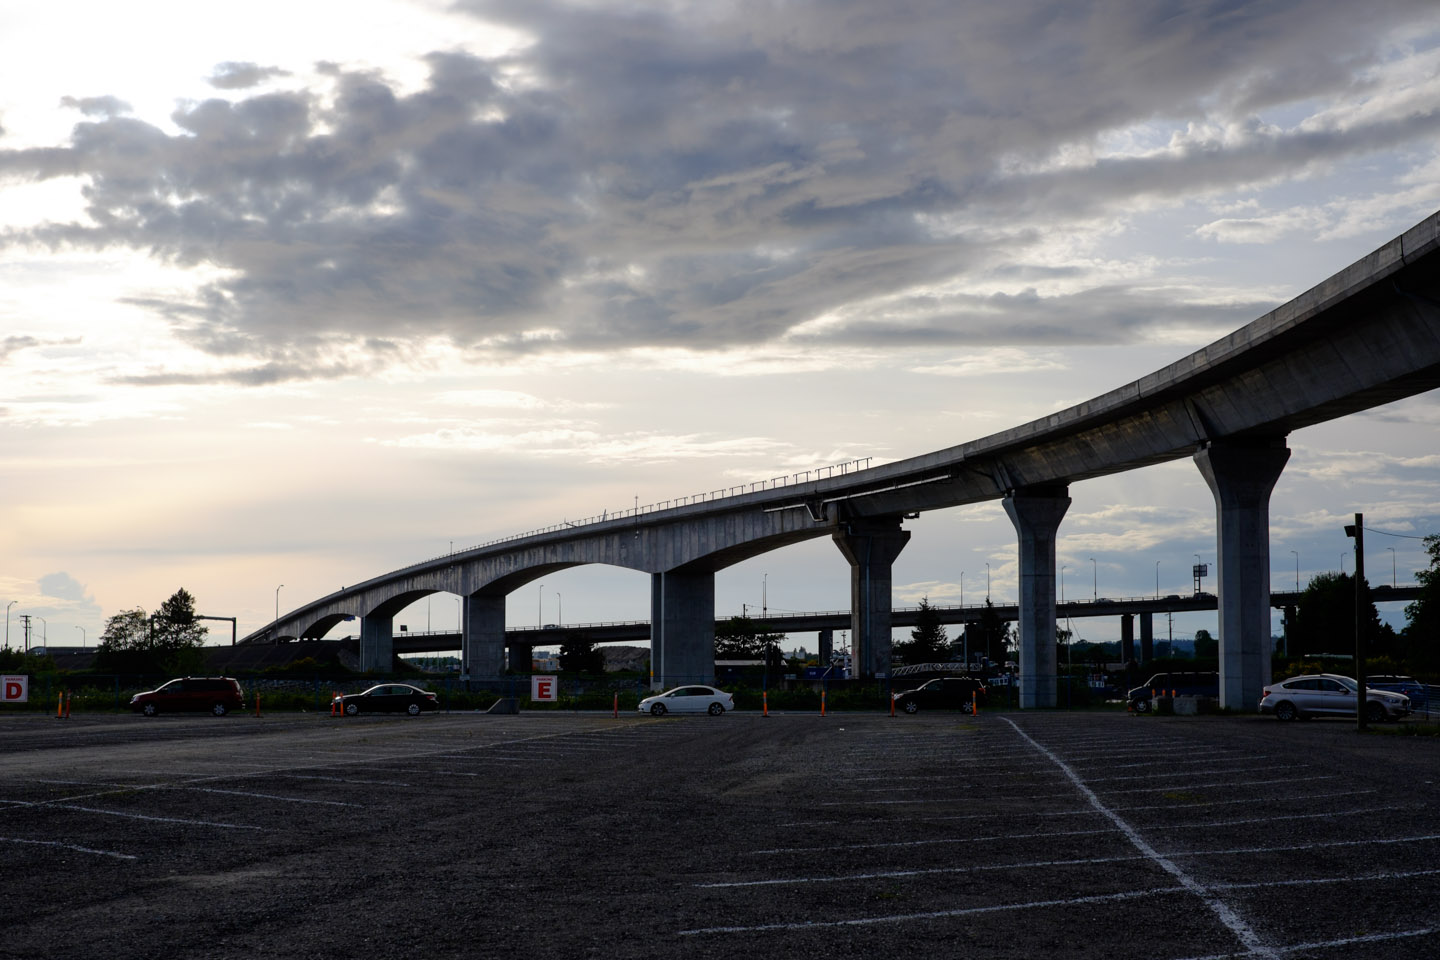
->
[208,61,291,89]
[1,335,40,362]
[3,0,1438,383]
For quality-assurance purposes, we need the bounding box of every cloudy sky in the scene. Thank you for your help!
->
[3,0,1440,654]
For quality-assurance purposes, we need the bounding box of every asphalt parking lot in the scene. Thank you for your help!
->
[1,708,1436,959]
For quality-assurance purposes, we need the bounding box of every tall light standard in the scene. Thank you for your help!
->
[985,562,990,601]
[538,583,544,627]
[1289,550,1299,591]
[5,600,14,650]
[75,625,86,649]
[35,616,46,649]
[1089,557,1097,601]
[275,584,283,622]
[1060,565,1068,604]
[1388,546,1397,588]
[556,591,563,626]
[959,571,964,607]
[1154,560,1160,599]
[1340,552,1346,575]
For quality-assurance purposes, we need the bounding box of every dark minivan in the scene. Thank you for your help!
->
[130,677,245,717]
[1126,672,1219,713]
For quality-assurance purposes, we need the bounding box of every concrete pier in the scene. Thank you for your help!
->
[1194,437,1290,711]
[359,613,393,672]
[650,570,715,688]
[461,593,506,678]
[833,517,910,679]
[1003,486,1070,708]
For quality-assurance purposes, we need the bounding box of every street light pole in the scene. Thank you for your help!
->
[1388,546,1397,588]
[1154,560,1160,599]
[538,583,544,627]
[75,625,86,649]
[1060,565,1067,604]
[5,600,14,650]
[556,592,562,626]
[985,562,990,601]
[959,571,964,607]
[1290,550,1299,591]
[1089,557,1097,601]
[275,584,283,622]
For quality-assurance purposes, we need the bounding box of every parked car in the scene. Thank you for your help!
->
[637,685,734,716]
[1365,675,1428,707]
[130,677,245,717]
[891,676,987,714]
[333,683,438,716]
[1126,672,1219,713]
[1259,674,1411,722]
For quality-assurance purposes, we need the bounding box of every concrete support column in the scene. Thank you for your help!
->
[461,594,505,679]
[1194,437,1290,711]
[1139,612,1154,663]
[359,613,393,672]
[508,642,533,673]
[817,629,833,666]
[832,517,911,679]
[650,570,715,689]
[1002,486,1071,708]
[1120,614,1135,663]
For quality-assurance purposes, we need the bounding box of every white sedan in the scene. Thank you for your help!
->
[637,685,734,716]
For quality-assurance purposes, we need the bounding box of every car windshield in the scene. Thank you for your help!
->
[1332,676,1358,692]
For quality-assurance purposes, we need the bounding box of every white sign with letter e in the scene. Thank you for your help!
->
[530,675,557,702]
[3,675,29,703]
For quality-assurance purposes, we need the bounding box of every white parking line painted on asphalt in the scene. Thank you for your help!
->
[1209,867,1440,890]
[274,774,413,786]
[1162,833,1440,859]
[49,804,265,830]
[1162,806,1408,831]
[677,886,1187,936]
[0,836,137,860]
[1084,764,1312,783]
[1172,926,1437,960]
[190,788,360,807]
[1114,788,1379,812]
[1001,717,1279,959]
[1105,774,1338,794]
[698,851,1151,888]
[778,804,1098,828]
[749,824,1120,855]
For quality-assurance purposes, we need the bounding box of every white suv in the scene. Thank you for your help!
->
[1259,673,1410,722]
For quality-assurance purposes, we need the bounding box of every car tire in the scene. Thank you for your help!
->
[708,702,724,716]
[142,702,158,717]
[211,703,228,717]
[902,700,919,714]
[1366,701,1387,723]
[961,701,974,715]
[1133,699,1151,714]
[345,702,359,716]
[407,702,421,716]
[651,703,667,716]
[1274,700,1298,721]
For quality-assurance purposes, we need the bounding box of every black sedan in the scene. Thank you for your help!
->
[334,683,438,716]
[892,676,987,714]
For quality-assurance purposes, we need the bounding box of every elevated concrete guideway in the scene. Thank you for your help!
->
[247,211,1440,710]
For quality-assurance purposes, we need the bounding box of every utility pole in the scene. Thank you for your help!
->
[1344,514,1366,731]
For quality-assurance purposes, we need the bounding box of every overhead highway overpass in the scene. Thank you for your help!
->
[246,211,1440,711]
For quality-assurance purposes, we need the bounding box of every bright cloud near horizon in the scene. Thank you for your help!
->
[3,0,1440,652]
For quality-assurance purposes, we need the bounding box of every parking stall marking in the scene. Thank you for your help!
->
[1000,717,1279,959]
[1114,788,1379,813]
[0,835,137,860]
[697,851,1154,889]
[679,886,1191,936]
[1172,926,1437,960]
[748,824,1120,856]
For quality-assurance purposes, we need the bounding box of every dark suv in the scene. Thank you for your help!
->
[1126,672,1219,713]
[892,676,987,714]
[130,677,245,717]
